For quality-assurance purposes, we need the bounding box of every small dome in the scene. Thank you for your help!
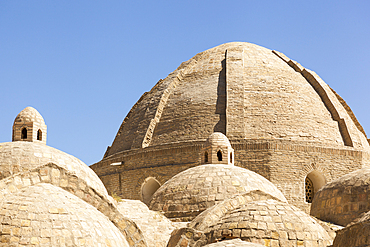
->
[332,210,370,246]
[311,167,370,226]
[204,132,231,147]
[14,106,45,125]
[0,183,129,246]
[149,164,286,221]
[199,199,332,246]
[0,141,108,197]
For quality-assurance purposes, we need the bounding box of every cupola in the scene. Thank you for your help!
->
[202,132,234,165]
[12,107,47,144]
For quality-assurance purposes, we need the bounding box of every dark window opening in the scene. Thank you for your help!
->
[230,152,232,163]
[305,177,314,203]
[217,150,222,161]
[205,152,208,163]
[37,129,42,141]
[21,128,27,139]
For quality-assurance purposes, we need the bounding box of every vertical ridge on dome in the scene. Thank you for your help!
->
[272,50,361,148]
[225,47,245,139]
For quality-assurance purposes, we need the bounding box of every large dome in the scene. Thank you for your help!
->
[106,42,369,156]
[92,41,370,212]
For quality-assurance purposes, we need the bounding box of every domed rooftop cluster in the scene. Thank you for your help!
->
[5,41,370,246]
[92,42,370,215]
[0,107,148,247]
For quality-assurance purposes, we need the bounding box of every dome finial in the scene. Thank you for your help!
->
[12,107,47,144]
[202,132,234,165]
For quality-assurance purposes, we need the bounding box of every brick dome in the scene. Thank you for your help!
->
[92,41,370,213]
[105,42,369,156]
[204,132,231,147]
[149,164,286,221]
[0,183,129,246]
[311,167,370,226]
[195,199,332,246]
[0,141,109,197]
[14,106,44,124]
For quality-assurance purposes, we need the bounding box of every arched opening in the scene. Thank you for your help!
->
[141,177,161,206]
[205,152,208,163]
[37,129,42,141]
[21,128,27,139]
[305,170,326,203]
[230,152,233,163]
[217,150,222,161]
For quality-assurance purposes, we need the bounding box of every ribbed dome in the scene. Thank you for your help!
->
[14,106,45,125]
[106,42,369,157]
[149,164,286,221]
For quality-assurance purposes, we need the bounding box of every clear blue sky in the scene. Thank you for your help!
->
[1,1,369,165]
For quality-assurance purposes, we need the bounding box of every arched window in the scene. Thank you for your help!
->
[141,177,161,205]
[217,150,222,161]
[230,152,233,163]
[21,128,27,139]
[305,170,326,203]
[205,152,208,163]
[37,129,42,141]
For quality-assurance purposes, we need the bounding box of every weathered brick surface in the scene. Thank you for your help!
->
[169,192,332,247]
[311,167,370,227]
[0,141,108,198]
[0,163,148,247]
[148,164,286,222]
[332,211,370,246]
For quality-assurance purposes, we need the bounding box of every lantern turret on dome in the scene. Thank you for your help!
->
[202,132,234,165]
[12,107,47,144]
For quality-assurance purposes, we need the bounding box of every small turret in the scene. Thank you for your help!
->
[12,107,47,144]
[202,132,234,165]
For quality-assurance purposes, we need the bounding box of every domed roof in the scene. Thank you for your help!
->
[149,164,286,221]
[197,199,332,246]
[332,210,370,246]
[0,183,129,246]
[0,141,108,197]
[106,42,369,157]
[204,132,231,147]
[311,167,370,226]
[14,106,45,125]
